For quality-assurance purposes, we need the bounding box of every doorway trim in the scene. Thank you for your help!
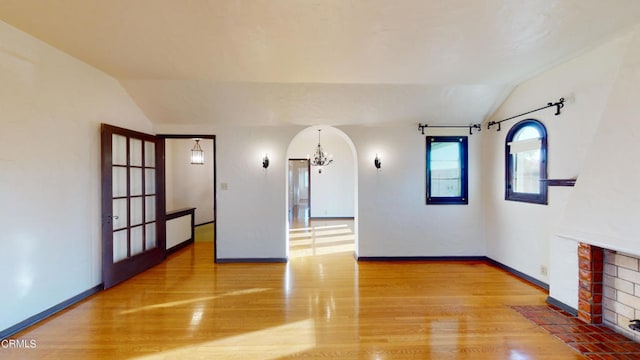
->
[101,124,167,289]
[285,126,359,258]
[158,134,217,261]
[288,158,311,223]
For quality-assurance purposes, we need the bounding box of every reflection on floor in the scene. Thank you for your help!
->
[195,223,214,242]
[6,231,590,359]
[289,219,354,258]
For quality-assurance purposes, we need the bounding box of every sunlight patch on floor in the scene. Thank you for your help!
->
[289,224,349,232]
[119,288,270,315]
[132,319,316,360]
[289,222,354,258]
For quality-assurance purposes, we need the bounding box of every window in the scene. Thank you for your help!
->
[505,119,547,204]
[426,136,468,205]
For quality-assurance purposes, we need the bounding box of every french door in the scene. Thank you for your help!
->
[101,124,165,289]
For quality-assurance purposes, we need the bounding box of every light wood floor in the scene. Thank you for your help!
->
[4,221,585,359]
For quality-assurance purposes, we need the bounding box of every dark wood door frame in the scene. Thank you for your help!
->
[101,124,166,289]
[158,134,217,262]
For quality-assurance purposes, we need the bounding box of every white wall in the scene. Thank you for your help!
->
[483,28,634,308]
[0,21,153,332]
[559,26,640,257]
[346,125,486,257]
[165,138,214,225]
[214,125,300,260]
[155,122,486,261]
[287,127,355,218]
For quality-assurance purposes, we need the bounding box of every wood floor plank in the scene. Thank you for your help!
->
[2,225,586,359]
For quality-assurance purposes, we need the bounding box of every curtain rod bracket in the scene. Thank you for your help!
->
[487,121,501,131]
[550,98,565,116]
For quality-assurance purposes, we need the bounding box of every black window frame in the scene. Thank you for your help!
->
[426,136,468,205]
[505,119,548,205]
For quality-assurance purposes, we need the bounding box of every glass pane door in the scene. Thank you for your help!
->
[101,124,164,289]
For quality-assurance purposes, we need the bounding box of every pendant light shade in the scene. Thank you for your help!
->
[190,139,204,165]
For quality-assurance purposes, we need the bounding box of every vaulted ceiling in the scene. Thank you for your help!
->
[2,0,640,126]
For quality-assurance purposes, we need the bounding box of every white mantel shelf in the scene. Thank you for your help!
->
[556,233,640,258]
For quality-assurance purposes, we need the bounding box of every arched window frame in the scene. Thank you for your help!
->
[505,119,548,204]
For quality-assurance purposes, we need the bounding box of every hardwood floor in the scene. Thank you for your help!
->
[289,219,354,258]
[3,223,586,359]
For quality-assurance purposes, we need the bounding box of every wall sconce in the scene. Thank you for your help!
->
[262,154,270,169]
[190,139,204,165]
[374,154,382,170]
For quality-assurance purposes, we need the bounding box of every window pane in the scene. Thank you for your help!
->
[429,142,461,197]
[130,138,142,167]
[112,198,128,230]
[505,119,547,204]
[146,223,157,250]
[514,126,540,141]
[130,197,143,226]
[130,168,143,196]
[513,149,541,194]
[144,141,155,167]
[145,196,156,222]
[145,169,155,194]
[112,134,127,166]
[131,226,144,256]
[113,230,128,263]
[112,166,127,198]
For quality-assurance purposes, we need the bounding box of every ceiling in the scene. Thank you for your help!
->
[2,0,640,126]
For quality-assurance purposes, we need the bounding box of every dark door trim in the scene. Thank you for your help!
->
[158,134,217,262]
[101,124,166,289]
[288,158,311,220]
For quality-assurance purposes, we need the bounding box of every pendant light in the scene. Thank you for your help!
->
[190,139,204,165]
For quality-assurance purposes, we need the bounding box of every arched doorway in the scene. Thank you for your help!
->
[285,126,358,258]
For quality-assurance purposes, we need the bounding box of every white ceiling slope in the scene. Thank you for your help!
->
[1,0,640,126]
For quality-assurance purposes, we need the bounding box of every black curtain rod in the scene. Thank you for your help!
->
[487,98,565,131]
[418,123,481,135]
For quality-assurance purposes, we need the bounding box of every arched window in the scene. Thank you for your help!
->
[505,119,547,204]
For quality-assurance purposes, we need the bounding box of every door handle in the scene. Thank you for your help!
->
[104,215,119,223]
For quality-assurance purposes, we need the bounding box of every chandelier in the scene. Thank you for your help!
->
[310,129,333,173]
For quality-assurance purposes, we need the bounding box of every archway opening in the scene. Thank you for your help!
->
[285,126,358,259]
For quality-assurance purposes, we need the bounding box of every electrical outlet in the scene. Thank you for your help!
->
[540,265,548,276]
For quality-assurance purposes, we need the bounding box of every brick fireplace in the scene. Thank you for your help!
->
[578,242,640,342]
[577,243,604,324]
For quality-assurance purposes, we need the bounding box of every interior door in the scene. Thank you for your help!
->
[288,159,310,223]
[101,124,165,289]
